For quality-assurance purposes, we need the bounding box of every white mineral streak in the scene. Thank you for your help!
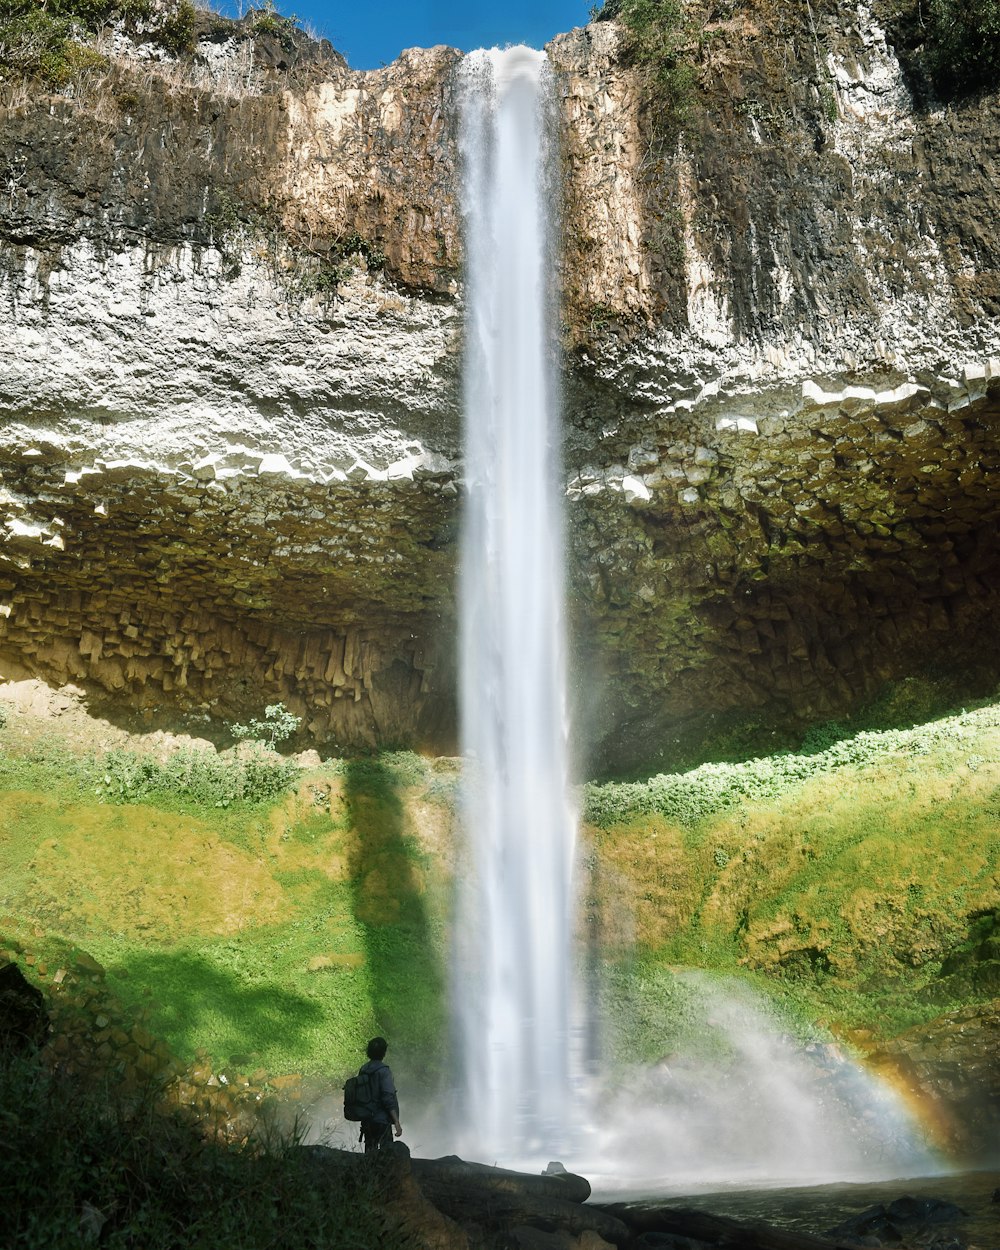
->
[567,362,995,508]
[0,237,459,476]
[678,145,732,348]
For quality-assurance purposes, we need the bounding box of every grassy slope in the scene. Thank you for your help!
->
[1,697,998,1085]
[585,702,1000,1055]
[0,716,456,1087]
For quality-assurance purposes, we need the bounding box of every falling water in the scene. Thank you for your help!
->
[455,47,577,1165]
[441,43,937,1186]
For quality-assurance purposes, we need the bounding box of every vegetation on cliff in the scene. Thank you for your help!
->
[595,0,1000,112]
[881,0,1000,98]
[0,0,195,87]
[594,0,697,123]
[1,691,997,1091]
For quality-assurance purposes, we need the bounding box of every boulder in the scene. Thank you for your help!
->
[827,1196,968,1248]
[295,1145,628,1248]
[410,1155,626,1245]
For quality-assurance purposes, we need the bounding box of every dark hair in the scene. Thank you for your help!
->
[366,1036,388,1060]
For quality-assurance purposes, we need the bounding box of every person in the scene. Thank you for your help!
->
[358,1036,402,1152]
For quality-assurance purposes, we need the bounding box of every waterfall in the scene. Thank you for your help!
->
[455,46,577,1165]
[443,43,936,1188]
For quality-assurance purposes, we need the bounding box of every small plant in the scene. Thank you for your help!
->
[230,703,301,750]
[0,0,195,87]
[248,0,298,48]
[155,0,196,56]
[594,0,699,128]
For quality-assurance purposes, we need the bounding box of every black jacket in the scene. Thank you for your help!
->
[359,1059,398,1124]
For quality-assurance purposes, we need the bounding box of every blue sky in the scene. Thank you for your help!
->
[258,0,595,70]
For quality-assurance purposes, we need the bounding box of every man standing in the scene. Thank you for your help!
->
[359,1036,402,1152]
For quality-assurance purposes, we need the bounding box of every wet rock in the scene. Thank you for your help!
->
[827,1196,968,1248]
[295,1146,623,1249]
[867,1001,1000,1163]
[410,1154,623,1245]
[598,1202,855,1250]
[634,1236,713,1250]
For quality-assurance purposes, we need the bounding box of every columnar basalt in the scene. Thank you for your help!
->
[0,2,998,767]
[564,371,1000,770]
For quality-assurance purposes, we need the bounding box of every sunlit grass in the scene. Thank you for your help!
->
[0,718,455,1083]
[2,698,998,1080]
[586,703,1000,1047]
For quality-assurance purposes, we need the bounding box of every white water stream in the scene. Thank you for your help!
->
[440,43,939,1186]
[455,47,578,1165]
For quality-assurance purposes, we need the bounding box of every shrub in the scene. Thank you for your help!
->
[248,0,293,39]
[0,0,195,86]
[153,0,195,56]
[230,702,301,750]
[0,8,76,85]
[880,0,1000,99]
[584,702,1000,828]
[921,0,1000,95]
[594,0,698,125]
[93,743,299,807]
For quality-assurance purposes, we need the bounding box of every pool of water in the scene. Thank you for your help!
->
[601,1172,1000,1247]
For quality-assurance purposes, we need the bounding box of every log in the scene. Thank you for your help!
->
[410,1157,627,1245]
[411,1156,593,1204]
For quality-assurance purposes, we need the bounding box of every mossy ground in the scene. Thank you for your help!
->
[1,692,998,1091]
[0,707,455,1090]
[585,702,1000,1057]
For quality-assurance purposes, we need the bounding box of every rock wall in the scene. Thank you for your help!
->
[869,1001,1000,1163]
[0,0,998,767]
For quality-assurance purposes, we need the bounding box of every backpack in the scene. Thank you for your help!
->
[343,1065,381,1121]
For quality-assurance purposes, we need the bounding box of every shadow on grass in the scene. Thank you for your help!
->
[343,758,445,1078]
[115,949,325,1066]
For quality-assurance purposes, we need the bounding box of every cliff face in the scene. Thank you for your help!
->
[0,1,998,768]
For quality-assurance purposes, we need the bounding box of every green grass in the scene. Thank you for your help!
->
[586,702,1000,1041]
[0,717,454,1086]
[2,696,998,1089]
